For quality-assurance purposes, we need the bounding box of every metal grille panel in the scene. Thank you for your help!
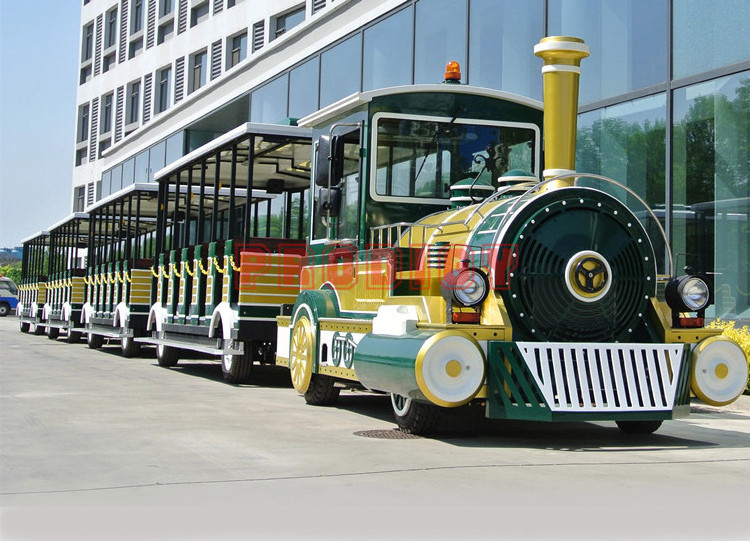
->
[143,73,152,123]
[119,0,129,63]
[252,21,264,52]
[89,97,99,161]
[174,57,185,103]
[94,14,103,75]
[516,342,685,412]
[210,39,222,80]
[146,0,156,48]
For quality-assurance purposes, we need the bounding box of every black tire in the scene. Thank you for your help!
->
[156,342,179,367]
[221,348,253,384]
[0,303,10,317]
[120,333,142,358]
[616,420,663,434]
[391,394,441,435]
[66,328,82,344]
[304,375,341,406]
[20,321,30,333]
[87,331,104,349]
[33,323,45,335]
[47,327,60,340]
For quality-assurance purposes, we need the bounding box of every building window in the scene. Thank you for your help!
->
[159,0,174,18]
[228,31,247,68]
[131,0,144,33]
[158,21,174,44]
[101,93,113,134]
[129,38,144,59]
[75,148,88,167]
[105,8,118,48]
[74,186,86,212]
[227,0,245,7]
[414,0,467,84]
[272,5,305,39]
[468,0,543,100]
[673,71,750,319]
[191,2,210,27]
[103,52,116,72]
[127,81,141,126]
[189,50,207,93]
[548,0,667,105]
[320,34,361,107]
[363,7,413,91]
[77,104,90,142]
[156,66,172,114]
[99,139,112,158]
[80,65,92,85]
[81,22,94,62]
[673,0,750,79]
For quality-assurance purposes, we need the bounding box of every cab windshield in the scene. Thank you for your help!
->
[372,114,539,203]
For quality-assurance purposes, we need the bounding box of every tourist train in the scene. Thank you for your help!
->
[16,37,747,434]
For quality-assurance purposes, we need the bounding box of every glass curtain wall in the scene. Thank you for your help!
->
[673,72,750,319]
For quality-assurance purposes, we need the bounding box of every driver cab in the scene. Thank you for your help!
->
[301,83,543,252]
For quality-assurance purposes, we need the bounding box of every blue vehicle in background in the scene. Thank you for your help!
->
[0,276,19,317]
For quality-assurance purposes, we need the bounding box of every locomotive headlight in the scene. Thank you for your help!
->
[442,268,489,307]
[666,275,711,312]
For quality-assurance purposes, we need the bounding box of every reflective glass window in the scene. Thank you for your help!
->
[122,157,135,187]
[577,94,667,207]
[251,74,289,123]
[101,170,112,198]
[548,0,667,104]
[165,132,184,165]
[320,35,362,107]
[414,0,467,84]
[672,72,750,318]
[469,0,544,100]
[576,95,668,273]
[673,0,750,79]
[289,57,319,120]
[111,165,123,194]
[149,141,166,181]
[134,150,149,183]
[363,8,413,91]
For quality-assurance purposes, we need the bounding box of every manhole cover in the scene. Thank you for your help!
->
[354,429,422,440]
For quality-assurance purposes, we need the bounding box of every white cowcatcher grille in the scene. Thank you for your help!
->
[516,343,685,412]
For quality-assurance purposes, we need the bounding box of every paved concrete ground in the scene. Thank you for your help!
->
[1,315,749,541]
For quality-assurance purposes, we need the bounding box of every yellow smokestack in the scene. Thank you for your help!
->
[534,36,589,189]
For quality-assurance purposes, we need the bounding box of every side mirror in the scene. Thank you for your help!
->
[317,187,341,218]
[315,135,331,187]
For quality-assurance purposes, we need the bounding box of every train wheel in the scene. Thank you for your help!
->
[304,375,340,406]
[33,323,45,336]
[156,342,179,367]
[391,394,441,435]
[222,343,253,384]
[47,327,60,340]
[120,331,142,358]
[66,329,81,344]
[615,420,663,434]
[87,331,104,349]
[289,315,314,394]
[20,321,30,333]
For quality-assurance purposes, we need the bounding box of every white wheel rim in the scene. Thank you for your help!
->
[692,339,747,405]
[391,394,411,416]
